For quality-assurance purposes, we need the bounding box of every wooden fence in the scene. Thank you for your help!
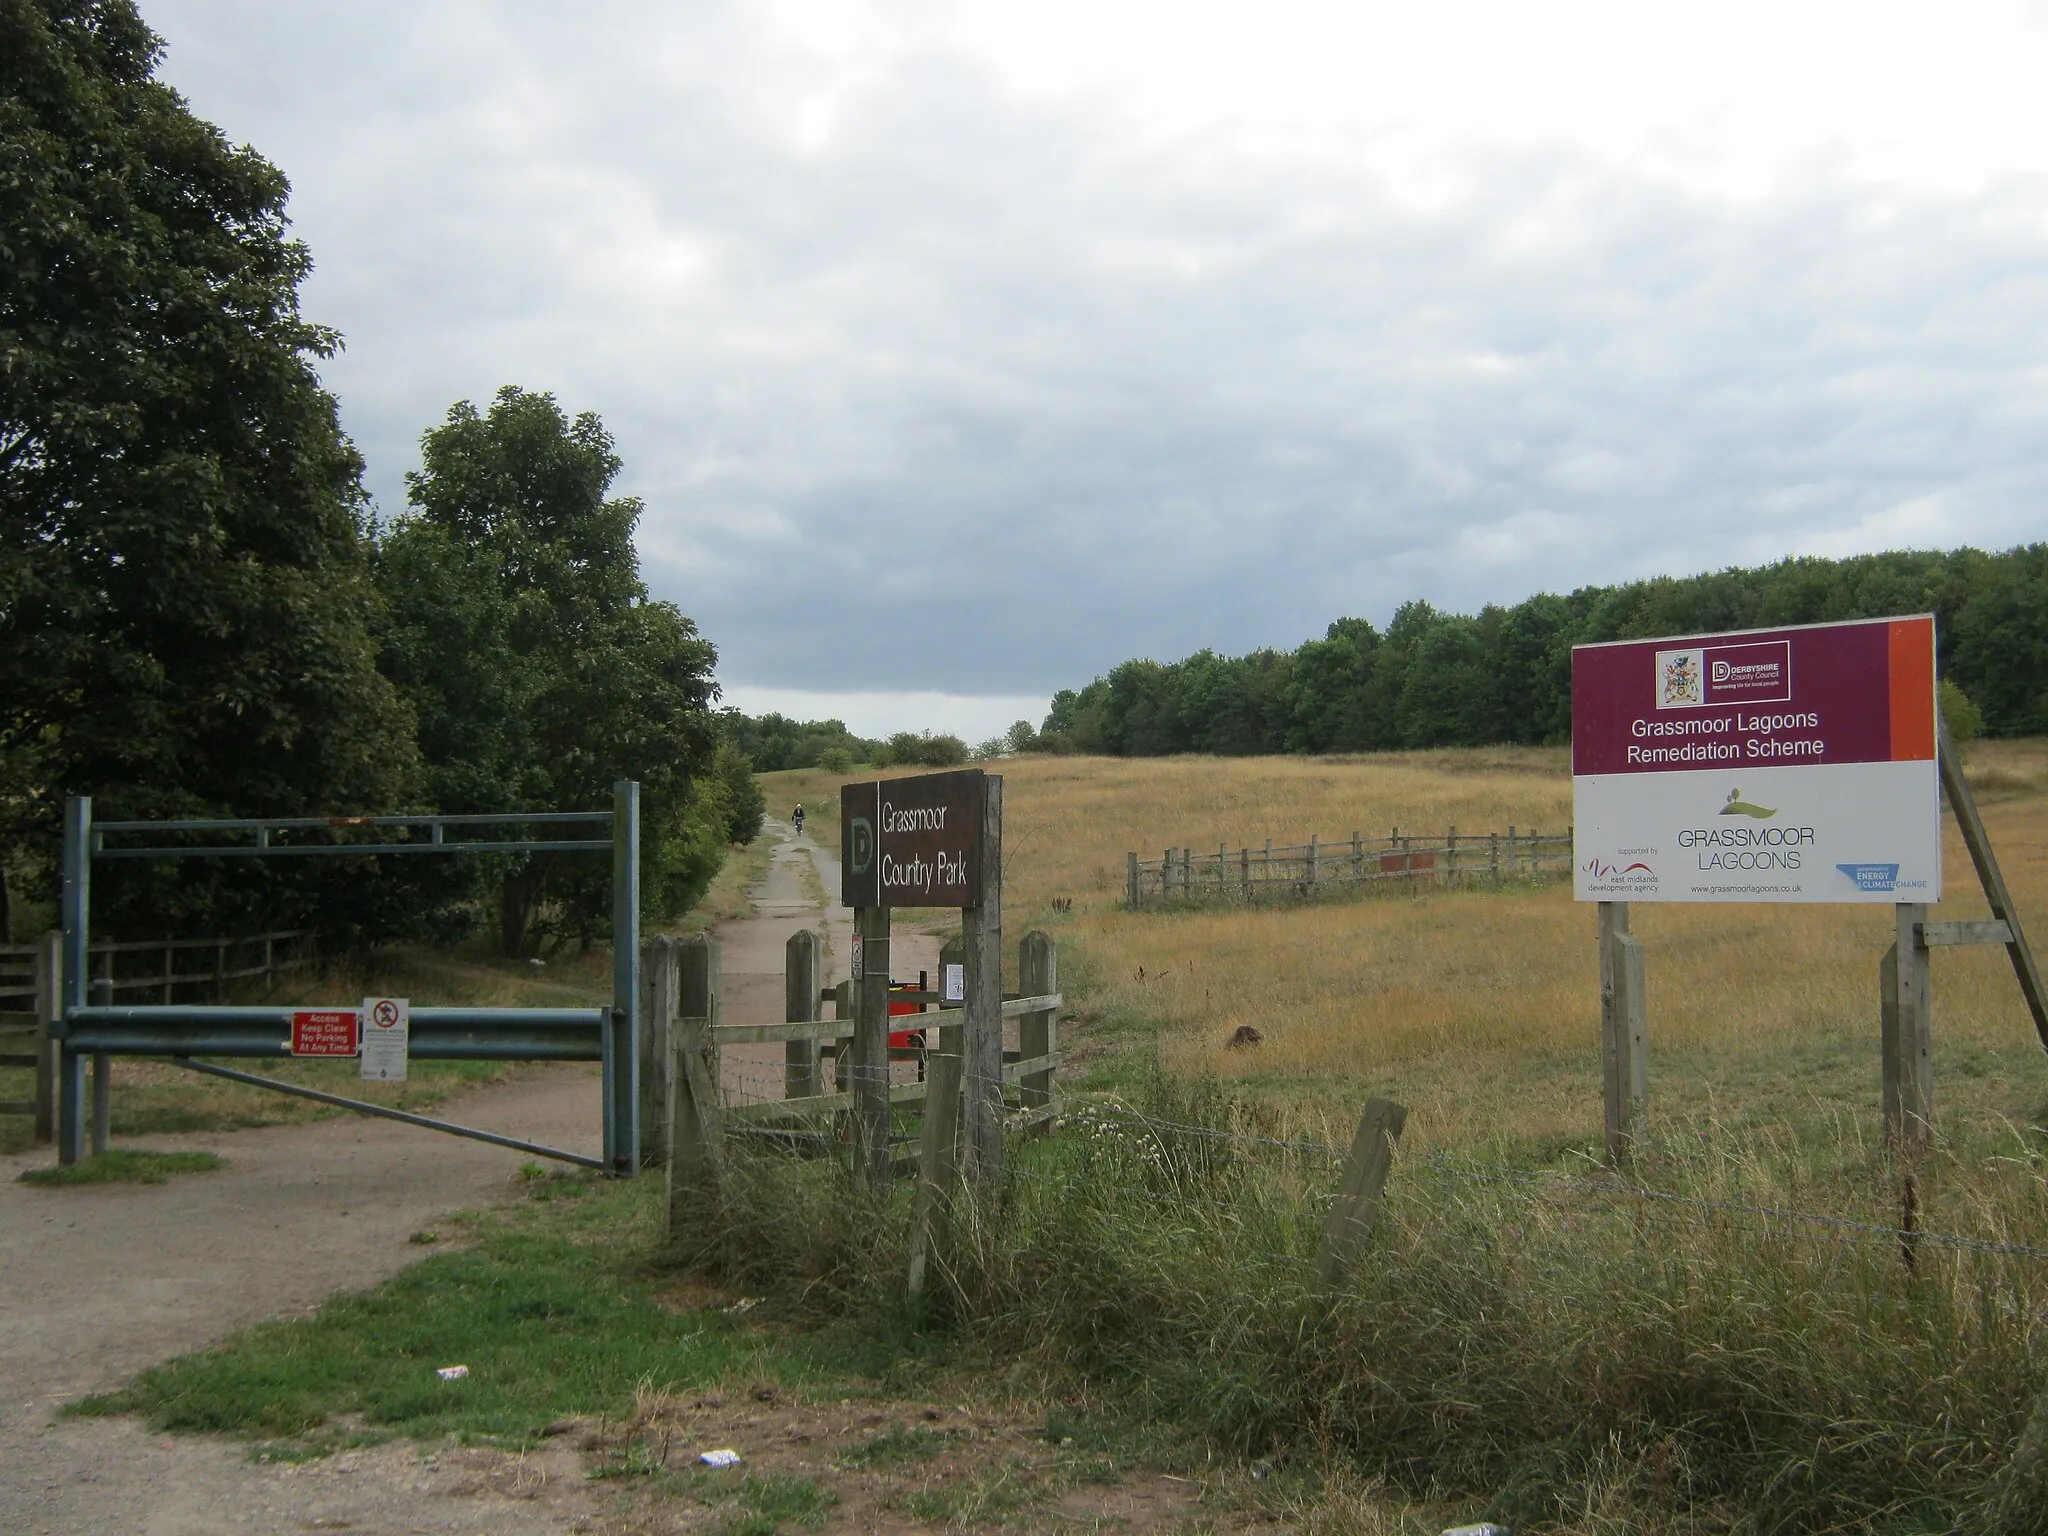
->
[1127,826,1573,908]
[641,928,1060,1206]
[0,928,313,1146]
[0,928,314,1011]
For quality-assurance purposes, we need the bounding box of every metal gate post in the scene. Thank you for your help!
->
[57,796,91,1165]
[610,780,641,1175]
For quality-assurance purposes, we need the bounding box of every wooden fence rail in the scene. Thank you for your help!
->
[1126,827,1573,909]
[0,928,316,1146]
[0,928,314,1010]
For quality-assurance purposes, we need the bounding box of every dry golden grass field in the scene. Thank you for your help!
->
[767,742,2048,1160]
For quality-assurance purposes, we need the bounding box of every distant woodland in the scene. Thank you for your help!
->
[1036,548,2042,756]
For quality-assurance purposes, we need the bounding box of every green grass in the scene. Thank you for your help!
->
[18,1148,225,1185]
[65,1169,927,1445]
[732,1471,837,1530]
[840,1421,949,1468]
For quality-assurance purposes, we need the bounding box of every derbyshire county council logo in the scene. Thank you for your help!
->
[1717,787,1776,819]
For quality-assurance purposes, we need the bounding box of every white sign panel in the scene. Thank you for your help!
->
[942,963,964,1003]
[1572,616,1941,904]
[360,996,410,1082]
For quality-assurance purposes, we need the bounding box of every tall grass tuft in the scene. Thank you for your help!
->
[671,1080,2048,1531]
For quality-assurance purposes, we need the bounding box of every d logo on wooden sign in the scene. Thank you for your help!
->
[841,770,985,909]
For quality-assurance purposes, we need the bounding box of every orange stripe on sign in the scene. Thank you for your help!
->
[1888,617,1936,761]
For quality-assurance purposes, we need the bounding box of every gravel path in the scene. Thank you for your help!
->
[0,816,875,1534]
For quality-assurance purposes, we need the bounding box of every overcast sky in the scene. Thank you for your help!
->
[146,0,2048,740]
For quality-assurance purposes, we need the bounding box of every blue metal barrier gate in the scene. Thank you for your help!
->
[55,784,642,1175]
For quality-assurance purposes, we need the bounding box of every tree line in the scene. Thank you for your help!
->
[1037,547,2042,756]
[1,2,758,950]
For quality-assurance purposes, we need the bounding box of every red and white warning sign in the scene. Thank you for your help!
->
[360,996,410,1082]
[290,1010,359,1057]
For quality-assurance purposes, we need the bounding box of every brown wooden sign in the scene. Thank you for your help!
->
[841,769,985,908]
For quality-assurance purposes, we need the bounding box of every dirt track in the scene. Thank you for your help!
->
[0,816,874,1534]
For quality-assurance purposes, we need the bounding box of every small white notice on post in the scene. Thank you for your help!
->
[360,996,410,1082]
[943,963,964,1003]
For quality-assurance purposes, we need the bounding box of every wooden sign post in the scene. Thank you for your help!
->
[843,769,1000,1191]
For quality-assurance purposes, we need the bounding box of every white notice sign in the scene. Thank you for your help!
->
[943,963,964,1003]
[360,996,410,1082]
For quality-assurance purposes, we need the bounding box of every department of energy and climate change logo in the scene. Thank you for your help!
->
[1837,863,1900,893]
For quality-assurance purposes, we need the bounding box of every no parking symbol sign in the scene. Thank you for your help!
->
[360,996,410,1082]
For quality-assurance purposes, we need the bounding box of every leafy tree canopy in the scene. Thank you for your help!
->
[377,387,721,953]
[1,0,412,935]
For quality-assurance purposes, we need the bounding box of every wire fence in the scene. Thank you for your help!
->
[714,1066,2048,1268]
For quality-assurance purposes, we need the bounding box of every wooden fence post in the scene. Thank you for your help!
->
[1240,846,1251,903]
[665,933,723,1235]
[852,905,892,1187]
[905,1050,964,1298]
[962,775,1005,1183]
[1126,852,1140,909]
[1883,902,1933,1147]
[1308,833,1320,893]
[637,935,678,1169]
[784,929,823,1100]
[1316,1098,1407,1286]
[1600,901,1647,1163]
[1019,930,1056,1118]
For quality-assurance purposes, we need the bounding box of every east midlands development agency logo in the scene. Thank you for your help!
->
[1585,857,1655,880]
[848,815,875,874]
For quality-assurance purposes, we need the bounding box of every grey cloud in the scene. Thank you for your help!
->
[149,1,2048,696]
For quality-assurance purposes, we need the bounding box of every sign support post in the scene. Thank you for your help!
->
[1936,717,2048,1050]
[853,903,892,1188]
[1598,900,1647,1163]
[1881,903,1934,1148]
[962,775,1004,1183]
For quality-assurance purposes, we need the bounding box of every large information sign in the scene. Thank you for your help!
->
[1572,615,1939,903]
[841,769,985,908]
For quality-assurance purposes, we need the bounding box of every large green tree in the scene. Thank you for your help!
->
[0,0,412,936]
[377,387,724,953]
